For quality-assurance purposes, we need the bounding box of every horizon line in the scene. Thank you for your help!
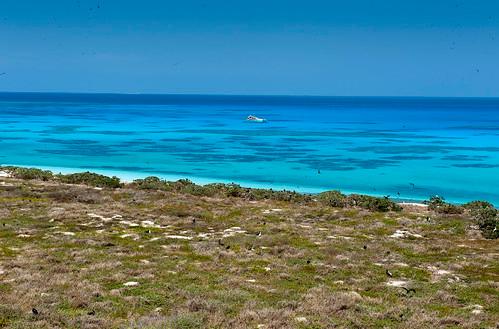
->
[1,91,499,100]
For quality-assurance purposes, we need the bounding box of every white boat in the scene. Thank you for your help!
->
[246,115,267,123]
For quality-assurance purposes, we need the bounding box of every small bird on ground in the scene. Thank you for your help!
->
[218,239,224,246]
[87,310,96,315]
[400,287,416,294]
[256,231,262,237]
[226,245,230,250]
[32,308,39,315]
[306,259,311,264]
[386,269,393,277]
[363,245,367,250]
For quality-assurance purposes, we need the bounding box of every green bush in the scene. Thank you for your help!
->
[4,167,53,181]
[428,195,463,214]
[58,172,122,188]
[318,190,347,208]
[463,200,498,239]
[133,176,172,191]
[346,194,402,212]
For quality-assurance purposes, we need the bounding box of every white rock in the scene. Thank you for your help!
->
[120,220,139,227]
[141,220,160,228]
[387,280,408,287]
[123,281,139,287]
[120,233,139,240]
[165,235,192,240]
[295,317,308,323]
[390,230,423,239]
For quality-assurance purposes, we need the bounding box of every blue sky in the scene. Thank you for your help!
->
[0,0,498,96]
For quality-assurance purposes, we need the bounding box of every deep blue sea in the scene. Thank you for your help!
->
[1,92,498,205]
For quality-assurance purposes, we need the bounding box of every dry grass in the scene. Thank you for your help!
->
[0,176,498,328]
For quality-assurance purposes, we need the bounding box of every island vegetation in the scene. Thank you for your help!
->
[0,166,497,328]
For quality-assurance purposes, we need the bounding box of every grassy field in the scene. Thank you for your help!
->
[0,170,498,328]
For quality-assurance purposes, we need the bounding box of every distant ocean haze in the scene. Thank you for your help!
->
[0,92,498,205]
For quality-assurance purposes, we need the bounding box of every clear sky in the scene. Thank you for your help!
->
[0,0,498,96]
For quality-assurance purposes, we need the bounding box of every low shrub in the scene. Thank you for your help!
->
[346,194,402,212]
[463,200,498,239]
[428,195,463,214]
[318,190,347,208]
[3,166,53,181]
[58,172,122,188]
[132,176,172,191]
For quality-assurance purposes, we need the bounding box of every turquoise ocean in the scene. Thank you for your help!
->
[1,92,498,205]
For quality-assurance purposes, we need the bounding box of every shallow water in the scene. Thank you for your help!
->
[1,92,498,205]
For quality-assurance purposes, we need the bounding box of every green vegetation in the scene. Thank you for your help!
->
[133,177,314,202]
[427,195,464,214]
[464,200,499,239]
[318,190,402,212]
[0,166,498,328]
[57,171,122,188]
[1,166,53,181]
